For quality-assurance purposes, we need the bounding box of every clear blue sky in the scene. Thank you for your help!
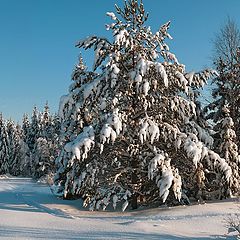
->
[0,0,240,122]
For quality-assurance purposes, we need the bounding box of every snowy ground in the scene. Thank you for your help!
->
[0,176,239,240]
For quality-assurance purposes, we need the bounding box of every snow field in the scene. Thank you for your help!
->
[0,177,238,239]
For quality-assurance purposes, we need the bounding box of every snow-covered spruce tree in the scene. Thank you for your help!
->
[22,113,31,143]
[207,19,240,144]
[20,113,32,176]
[0,113,10,174]
[28,106,41,152]
[205,56,240,139]
[39,102,52,139]
[28,105,48,178]
[22,107,41,176]
[48,113,61,170]
[16,124,31,176]
[39,103,61,159]
[31,137,52,179]
[8,123,30,176]
[6,119,17,175]
[54,0,233,210]
[204,48,240,197]
[213,105,240,196]
[30,103,60,180]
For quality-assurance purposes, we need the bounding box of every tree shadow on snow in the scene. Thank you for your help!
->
[0,226,235,240]
[0,178,80,219]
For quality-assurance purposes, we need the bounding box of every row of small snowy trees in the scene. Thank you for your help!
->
[0,104,60,180]
[53,0,240,211]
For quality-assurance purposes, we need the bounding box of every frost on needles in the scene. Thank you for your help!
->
[53,0,235,211]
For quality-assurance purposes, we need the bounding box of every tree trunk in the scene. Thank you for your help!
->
[131,157,138,209]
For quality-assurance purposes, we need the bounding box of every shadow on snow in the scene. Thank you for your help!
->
[0,178,79,219]
[0,226,235,240]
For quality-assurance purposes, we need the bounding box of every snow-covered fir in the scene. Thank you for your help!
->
[0,113,10,174]
[207,20,240,145]
[206,58,240,139]
[212,105,240,196]
[28,103,60,180]
[204,30,240,197]
[53,0,235,211]
[6,121,26,176]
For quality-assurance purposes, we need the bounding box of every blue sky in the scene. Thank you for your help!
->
[0,0,240,122]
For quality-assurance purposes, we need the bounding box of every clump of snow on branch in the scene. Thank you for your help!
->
[148,152,181,203]
[100,108,122,153]
[64,126,95,161]
[139,118,159,144]
[106,12,117,21]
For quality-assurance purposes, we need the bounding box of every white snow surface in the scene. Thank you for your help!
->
[0,176,238,239]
